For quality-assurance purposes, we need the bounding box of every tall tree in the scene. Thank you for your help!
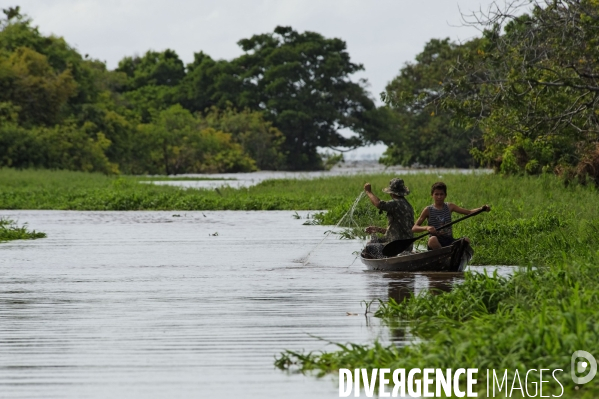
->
[182,26,384,170]
[440,0,599,180]
[382,39,482,167]
[116,50,184,122]
[117,49,185,90]
[178,51,244,113]
[0,47,77,126]
[235,26,382,169]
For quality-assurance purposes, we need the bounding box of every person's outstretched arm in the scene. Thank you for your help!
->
[363,183,381,208]
[363,184,389,235]
[448,203,491,215]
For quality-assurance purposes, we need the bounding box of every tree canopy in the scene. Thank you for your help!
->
[380,0,599,183]
[436,0,599,181]
[0,10,388,173]
[232,26,381,169]
[179,26,387,170]
[381,38,482,167]
[11,2,596,178]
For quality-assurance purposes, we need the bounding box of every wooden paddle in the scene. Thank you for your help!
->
[382,207,487,257]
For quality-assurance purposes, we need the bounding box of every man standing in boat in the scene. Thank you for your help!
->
[362,178,414,258]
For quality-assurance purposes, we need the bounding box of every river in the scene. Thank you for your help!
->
[141,161,491,189]
[0,210,512,398]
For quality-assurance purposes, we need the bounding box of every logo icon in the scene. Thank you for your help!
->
[571,350,597,384]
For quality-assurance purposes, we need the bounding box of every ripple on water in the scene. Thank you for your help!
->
[0,210,511,399]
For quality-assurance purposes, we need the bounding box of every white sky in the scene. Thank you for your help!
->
[10,0,499,159]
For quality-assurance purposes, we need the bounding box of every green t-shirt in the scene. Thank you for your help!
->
[378,197,414,242]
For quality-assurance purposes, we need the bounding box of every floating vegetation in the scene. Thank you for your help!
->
[323,229,357,240]
[291,211,320,225]
[0,218,46,242]
[302,219,320,226]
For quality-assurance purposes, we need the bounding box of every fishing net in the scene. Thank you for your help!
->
[319,191,398,259]
[302,188,416,263]
[332,191,418,259]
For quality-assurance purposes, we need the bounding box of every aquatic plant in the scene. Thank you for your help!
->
[0,218,46,242]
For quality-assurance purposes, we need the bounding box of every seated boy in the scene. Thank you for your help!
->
[413,181,490,250]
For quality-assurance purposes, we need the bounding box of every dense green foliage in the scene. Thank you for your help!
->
[381,1,599,185]
[7,2,598,176]
[380,39,482,168]
[0,217,45,242]
[0,7,387,173]
[198,107,286,170]
[458,0,599,182]
[135,105,257,174]
[174,26,391,169]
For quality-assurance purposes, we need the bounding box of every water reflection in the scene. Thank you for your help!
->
[382,272,460,303]
[363,271,461,343]
[375,266,514,305]
[365,266,515,343]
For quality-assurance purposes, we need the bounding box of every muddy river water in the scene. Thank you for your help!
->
[0,210,512,398]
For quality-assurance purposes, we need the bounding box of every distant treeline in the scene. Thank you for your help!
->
[2,2,599,177]
[0,6,391,173]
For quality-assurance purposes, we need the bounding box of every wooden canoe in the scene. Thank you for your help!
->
[360,238,473,272]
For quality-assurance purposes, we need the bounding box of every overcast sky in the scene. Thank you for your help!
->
[11,0,499,159]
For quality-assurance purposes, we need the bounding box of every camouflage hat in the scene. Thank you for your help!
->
[382,178,410,196]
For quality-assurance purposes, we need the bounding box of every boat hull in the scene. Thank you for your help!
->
[360,238,473,272]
